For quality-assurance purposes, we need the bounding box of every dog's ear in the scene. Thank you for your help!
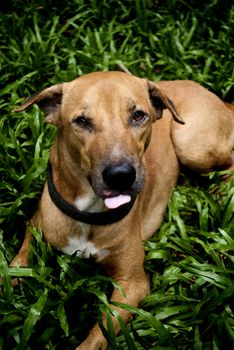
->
[13,83,63,125]
[148,81,185,124]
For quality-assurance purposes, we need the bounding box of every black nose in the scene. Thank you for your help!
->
[102,163,136,191]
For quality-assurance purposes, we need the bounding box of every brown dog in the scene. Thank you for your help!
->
[12,71,234,349]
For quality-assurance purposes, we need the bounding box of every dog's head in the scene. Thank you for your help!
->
[15,71,183,209]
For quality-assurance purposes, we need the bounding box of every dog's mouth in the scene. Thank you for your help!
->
[102,190,132,209]
[91,161,144,210]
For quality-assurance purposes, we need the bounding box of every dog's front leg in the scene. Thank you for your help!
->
[10,226,32,268]
[76,277,149,350]
[76,240,149,350]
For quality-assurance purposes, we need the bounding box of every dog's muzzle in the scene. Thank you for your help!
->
[101,163,137,209]
[102,163,136,191]
[91,159,143,210]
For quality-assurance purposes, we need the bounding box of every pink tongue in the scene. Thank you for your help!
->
[104,194,131,209]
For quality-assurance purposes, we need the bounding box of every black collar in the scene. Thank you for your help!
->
[47,162,136,225]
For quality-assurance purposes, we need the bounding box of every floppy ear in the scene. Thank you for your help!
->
[148,81,185,125]
[13,83,63,125]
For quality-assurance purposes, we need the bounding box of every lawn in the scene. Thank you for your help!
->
[0,1,234,349]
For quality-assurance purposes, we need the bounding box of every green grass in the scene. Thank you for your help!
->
[0,0,234,349]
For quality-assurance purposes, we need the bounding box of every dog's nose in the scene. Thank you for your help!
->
[102,163,136,191]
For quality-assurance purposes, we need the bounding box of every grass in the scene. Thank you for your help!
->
[0,0,234,349]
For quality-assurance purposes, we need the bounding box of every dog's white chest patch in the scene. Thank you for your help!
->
[61,235,109,262]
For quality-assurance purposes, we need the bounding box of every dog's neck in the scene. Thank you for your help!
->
[47,162,137,225]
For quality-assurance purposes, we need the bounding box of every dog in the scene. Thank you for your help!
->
[11,71,234,349]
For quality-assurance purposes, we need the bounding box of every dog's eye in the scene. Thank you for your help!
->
[132,110,148,125]
[74,116,93,130]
